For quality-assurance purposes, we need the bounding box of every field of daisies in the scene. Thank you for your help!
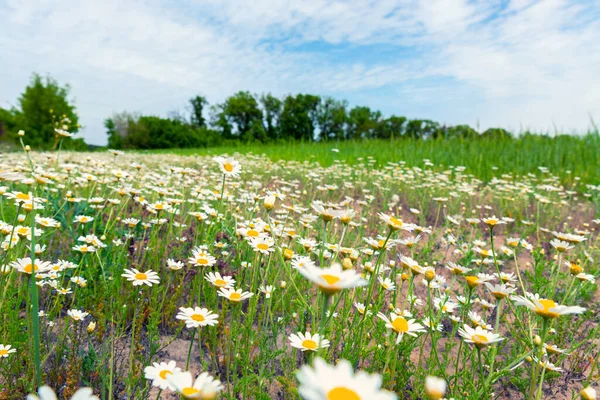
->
[0,145,599,400]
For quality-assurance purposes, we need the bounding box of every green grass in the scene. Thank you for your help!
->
[140,134,600,186]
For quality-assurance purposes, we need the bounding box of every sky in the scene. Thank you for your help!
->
[1,0,599,145]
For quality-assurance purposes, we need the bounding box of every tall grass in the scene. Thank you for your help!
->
[142,133,600,186]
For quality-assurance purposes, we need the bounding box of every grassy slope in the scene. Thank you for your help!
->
[140,134,600,186]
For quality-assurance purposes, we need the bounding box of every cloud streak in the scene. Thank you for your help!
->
[1,0,598,144]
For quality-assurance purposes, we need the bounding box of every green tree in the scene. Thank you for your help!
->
[10,74,81,149]
[260,94,283,141]
[346,106,381,139]
[215,91,263,140]
[317,97,347,141]
[280,94,321,141]
[189,95,208,128]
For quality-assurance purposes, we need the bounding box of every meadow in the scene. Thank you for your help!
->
[0,135,599,399]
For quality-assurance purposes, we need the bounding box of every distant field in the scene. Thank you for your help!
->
[141,134,600,186]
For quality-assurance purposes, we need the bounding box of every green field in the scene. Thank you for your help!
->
[141,134,600,186]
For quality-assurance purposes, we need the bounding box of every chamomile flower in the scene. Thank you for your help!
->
[259,285,275,298]
[205,272,235,289]
[10,257,52,275]
[27,386,99,400]
[377,311,426,343]
[167,371,224,399]
[188,250,217,267]
[289,332,330,352]
[121,268,161,286]
[67,309,89,322]
[0,344,16,358]
[512,296,586,319]
[296,357,397,400]
[176,307,219,329]
[425,376,446,400]
[458,325,503,348]
[74,215,94,224]
[249,236,275,254]
[214,156,241,177]
[297,263,367,295]
[144,360,182,390]
[218,287,253,302]
[378,213,415,232]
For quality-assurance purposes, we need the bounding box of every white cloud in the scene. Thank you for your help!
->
[0,0,598,144]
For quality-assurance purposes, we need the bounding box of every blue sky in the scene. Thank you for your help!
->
[1,0,599,145]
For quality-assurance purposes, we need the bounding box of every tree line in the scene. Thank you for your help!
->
[106,91,511,149]
[0,74,514,151]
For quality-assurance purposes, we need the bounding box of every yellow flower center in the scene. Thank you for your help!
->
[472,334,489,344]
[197,258,209,265]
[389,217,402,227]
[135,273,148,281]
[535,299,560,319]
[159,369,172,379]
[191,314,205,322]
[465,276,480,288]
[0,349,9,356]
[16,193,30,200]
[214,279,227,287]
[23,263,38,274]
[230,292,242,301]
[321,274,341,285]
[301,339,317,350]
[182,387,200,397]
[257,243,269,251]
[224,163,233,172]
[391,316,409,333]
[246,230,259,237]
[327,387,360,400]
[17,227,29,236]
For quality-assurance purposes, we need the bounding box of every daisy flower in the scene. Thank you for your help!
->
[0,344,16,358]
[205,272,235,289]
[259,285,275,298]
[512,295,586,319]
[296,357,397,400]
[167,259,185,271]
[378,213,415,232]
[218,287,253,303]
[376,311,425,343]
[458,325,503,348]
[121,268,161,286]
[292,255,316,270]
[144,360,182,390]
[214,156,241,177]
[74,215,94,224]
[249,236,275,254]
[67,309,90,322]
[27,386,99,400]
[167,371,224,399]
[188,250,217,267]
[297,263,367,295]
[378,276,396,291]
[425,376,446,400]
[289,332,330,352]
[10,257,52,275]
[485,283,517,300]
[176,307,219,329]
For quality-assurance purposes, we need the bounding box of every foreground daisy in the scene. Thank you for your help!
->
[297,263,367,295]
[205,272,235,289]
[144,360,182,390]
[214,156,241,177]
[0,344,16,358]
[376,312,425,343]
[296,357,396,400]
[425,376,446,400]
[218,287,253,302]
[121,268,161,286]
[27,385,98,400]
[167,371,224,399]
[458,325,503,348]
[512,295,586,319]
[10,257,52,275]
[289,332,330,352]
[176,307,219,329]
